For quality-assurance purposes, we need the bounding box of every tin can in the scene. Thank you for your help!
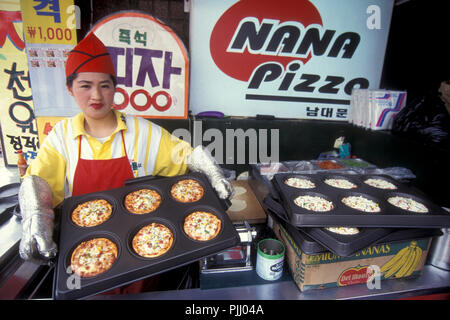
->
[256,238,285,281]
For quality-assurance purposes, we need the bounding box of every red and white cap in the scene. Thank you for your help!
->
[65,32,115,77]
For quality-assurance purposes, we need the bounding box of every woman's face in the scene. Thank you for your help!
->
[67,72,116,121]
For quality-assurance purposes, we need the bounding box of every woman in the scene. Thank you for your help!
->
[18,32,233,268]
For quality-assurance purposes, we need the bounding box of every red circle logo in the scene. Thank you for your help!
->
[210,0,322,82]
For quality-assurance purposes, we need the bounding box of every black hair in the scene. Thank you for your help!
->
[66,73,117,88]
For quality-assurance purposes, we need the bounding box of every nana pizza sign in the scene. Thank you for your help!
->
[189,0,394,120]
[92,12,189,119]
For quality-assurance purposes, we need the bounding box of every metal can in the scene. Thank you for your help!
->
[256,238,285,281]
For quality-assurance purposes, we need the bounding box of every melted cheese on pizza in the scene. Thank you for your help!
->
[285,177,316,189]
[125,189,161,214]
[184,211,221,241]
[325,227,360,235]
[388,196,428,213]
[341,196,381,212]
[72,199,112,227]
[132,223,173,258]
[293,195,334,212]
[364,178,397,190]
[324,178,357,189]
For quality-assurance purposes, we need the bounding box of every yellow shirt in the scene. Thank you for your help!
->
[26,110,192,207]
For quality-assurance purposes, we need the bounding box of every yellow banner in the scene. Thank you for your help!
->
[20,0,77,45]
[0,0,39,166]
[36,116,65,145]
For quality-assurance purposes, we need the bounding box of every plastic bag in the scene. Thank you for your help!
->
[392,90,450,148]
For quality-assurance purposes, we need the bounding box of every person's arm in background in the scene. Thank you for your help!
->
[438,80,450,115]
[153,127,234,200]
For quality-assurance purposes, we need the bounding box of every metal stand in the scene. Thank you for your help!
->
[200,221,256,274]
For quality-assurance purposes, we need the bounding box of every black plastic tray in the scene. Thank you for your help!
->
[53,172,240,300]
[272,172,450,228]
[265,196,442,256]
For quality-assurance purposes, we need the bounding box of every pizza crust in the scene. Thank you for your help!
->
[170,179,204,203]
[124,189,162,214]
[70,238,118,278]
[183,211,222,241]
[71,199,113,227]
[294,195,334,212]
[341,195,381,212]
[132,223,174,258]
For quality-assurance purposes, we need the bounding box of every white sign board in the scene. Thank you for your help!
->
[92,11,189,119]
[189,0,394,120]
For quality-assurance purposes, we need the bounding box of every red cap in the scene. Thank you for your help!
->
[65,32,116,77]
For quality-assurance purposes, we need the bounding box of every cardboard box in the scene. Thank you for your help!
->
[272,220,432,291]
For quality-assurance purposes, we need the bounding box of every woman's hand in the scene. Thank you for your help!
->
[186,146,235,200]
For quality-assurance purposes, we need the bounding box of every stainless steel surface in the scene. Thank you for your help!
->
[92,264,450,300]
[200,221,255,274]
[428,228,450,271]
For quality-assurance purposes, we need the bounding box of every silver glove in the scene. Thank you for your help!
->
[187,146,234,200]
[19,175,57,265]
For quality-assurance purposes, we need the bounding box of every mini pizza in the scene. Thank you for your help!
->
[364,178,397,190]
[388,196,428,213]
[184,211,222,241]
[294,195,334,212]
[285,177,316,189]
[70,238,118,278]
[341,195,381,212]
[132,223,174,258]
[325,227,360,235]
[124,189,161,214]
[324,178,357,189]
[71,199,113,227]
[170,179,204,203]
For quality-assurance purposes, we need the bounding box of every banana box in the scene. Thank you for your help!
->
[272,220,433,291]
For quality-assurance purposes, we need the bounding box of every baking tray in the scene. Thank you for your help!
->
[53,172,240,299]
[264,195,395,256]
[265,196,442,256]
[272,172,450,228]
[285,222,442,257]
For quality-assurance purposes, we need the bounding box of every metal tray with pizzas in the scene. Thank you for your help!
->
[53,172,240,300]
[271,172,450,228]
[265,195,442,257]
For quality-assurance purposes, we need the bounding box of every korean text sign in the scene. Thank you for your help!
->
[189,0,394,120]
[0,0,39,166]
[91,12,189,119]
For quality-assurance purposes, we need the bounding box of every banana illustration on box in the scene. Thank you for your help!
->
[380,241,423,279]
